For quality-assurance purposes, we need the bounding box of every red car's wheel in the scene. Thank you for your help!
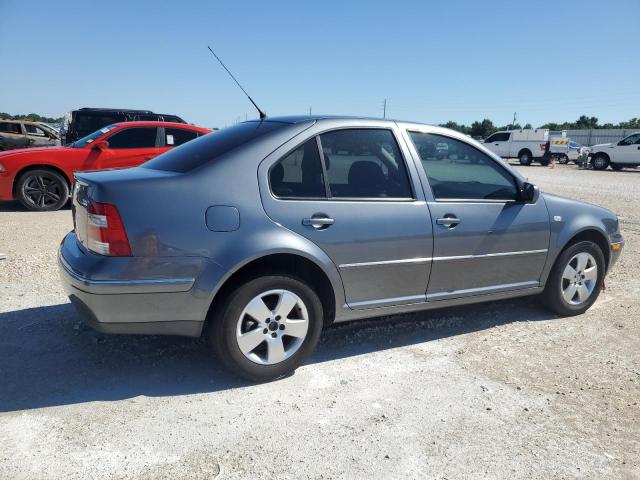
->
[16,169,69,211]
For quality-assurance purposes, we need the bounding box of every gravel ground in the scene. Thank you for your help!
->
[0,163,638,479]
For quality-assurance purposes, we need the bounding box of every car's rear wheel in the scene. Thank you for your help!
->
[539,157,551,167]
[591,154,609,171]
[541,240,605,316]
[610,163,623,171]
[16,169,69,211]
[209,275,323,381]
[518,150,532,166]
[558,154,569,164]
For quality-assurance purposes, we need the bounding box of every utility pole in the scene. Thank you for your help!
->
[309,106,312,115]
[512,112,517,129]
[383,99,387,119]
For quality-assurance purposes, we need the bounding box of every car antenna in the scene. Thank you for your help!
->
[207,45,266,120]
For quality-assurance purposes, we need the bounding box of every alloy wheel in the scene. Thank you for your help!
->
[22,173,63,208]
[235,289,309,365]
[561,252,598,305]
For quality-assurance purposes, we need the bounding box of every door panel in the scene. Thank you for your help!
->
[427,201,549,299]
[261,127,433,309]
[268,200,433,308]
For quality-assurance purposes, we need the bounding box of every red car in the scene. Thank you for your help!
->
[0,121,211,211]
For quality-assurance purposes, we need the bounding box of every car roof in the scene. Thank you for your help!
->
[257,115,432,129]
[111,121,210,132]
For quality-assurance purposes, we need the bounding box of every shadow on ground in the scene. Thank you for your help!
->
[0,200,72,212]
[0,298,557,412]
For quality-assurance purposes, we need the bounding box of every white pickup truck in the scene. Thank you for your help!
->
[589,132,640,170]
[483,129,550,166]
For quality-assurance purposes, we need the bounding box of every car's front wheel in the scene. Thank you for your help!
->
[209,275,323,381]
[518,150,532,166]
[541,240,605,316]
[16,168,69,211]
[591,154,609,171]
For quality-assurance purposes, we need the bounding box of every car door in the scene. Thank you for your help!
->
[405,129,550,301]
[614,134,640,164]
[0,121,28,150]
[100,126,161,169]
[260,125,433,309]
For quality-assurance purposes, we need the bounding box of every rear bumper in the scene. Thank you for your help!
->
[58,231,226,337]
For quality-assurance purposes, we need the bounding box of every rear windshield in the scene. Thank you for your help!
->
[142,121,286,172]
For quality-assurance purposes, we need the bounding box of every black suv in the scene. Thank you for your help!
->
[61,108,186,144]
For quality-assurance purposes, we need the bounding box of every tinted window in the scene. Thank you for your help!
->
[320,129,412,199]
[410,132,518,201]
[75,114,123,135]
[107,127,158,149]
[270,138,326,198]
[165,128,199,147]
[0,122,22,134]
[485,132,510,142]
[25,125,47,136]
[620,134,640,146]
[144,121,286,173]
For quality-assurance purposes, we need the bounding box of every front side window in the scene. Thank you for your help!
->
[107,127,158,149]
[70,125,117,148]
[270,138,326,199]
[165,128,199,147]
[319,129,412,199]
[25,125,47,137]
[619,134,640,146]
[485,132,510,143]
[410,132,518,201]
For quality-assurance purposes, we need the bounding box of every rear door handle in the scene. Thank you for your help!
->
[302,215,334,229]
[436,216,461,228]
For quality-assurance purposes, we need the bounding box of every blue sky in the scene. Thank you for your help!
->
[1,0,638,128]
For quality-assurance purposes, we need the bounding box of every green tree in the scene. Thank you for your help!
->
[469,119,496,138]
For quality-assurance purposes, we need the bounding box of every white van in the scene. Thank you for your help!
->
[483,129,550,166]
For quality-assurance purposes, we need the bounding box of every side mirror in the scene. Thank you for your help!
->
[92,140,109,150]
[520,182,539,204]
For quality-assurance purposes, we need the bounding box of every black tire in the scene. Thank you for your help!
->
[208,275,323,382]
[610,163,623,171]
[539,157,551,167]
[558,154,569,165]
[591,154,609,171]
[16,168,69,211]
[518,150,532,166]
[541,240,605,317]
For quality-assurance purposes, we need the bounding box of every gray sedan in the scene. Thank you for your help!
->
[58,116,624,381]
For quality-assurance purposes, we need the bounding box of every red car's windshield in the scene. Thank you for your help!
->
[70,125,117,148]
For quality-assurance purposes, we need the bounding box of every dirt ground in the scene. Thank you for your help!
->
[0,163,638,479]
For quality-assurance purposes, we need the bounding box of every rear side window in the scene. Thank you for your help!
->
[320,129,412,199]
[25,125,47,136]
[144,121,286,173]
[270,138,326,199]
[410,132,518,201]
[165,128,199,147]
[0,122,22,134]
[107,127,158,149]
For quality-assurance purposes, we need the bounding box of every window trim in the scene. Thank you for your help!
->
[408,130,521,204]
[269,127,416,202]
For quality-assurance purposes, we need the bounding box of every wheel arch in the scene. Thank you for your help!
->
[557,228,610,271]
[12,164,72,197]
[518,148,532,158]
[205,252,338,330]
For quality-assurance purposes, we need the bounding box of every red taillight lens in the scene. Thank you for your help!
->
[86,201,132,256]
[541,143,548,151]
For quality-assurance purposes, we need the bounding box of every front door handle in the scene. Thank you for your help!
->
[436,215,461,228]
[302,214,334,230]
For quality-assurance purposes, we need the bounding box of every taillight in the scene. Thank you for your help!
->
[86,201,132,256]
[541,142,548,152]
